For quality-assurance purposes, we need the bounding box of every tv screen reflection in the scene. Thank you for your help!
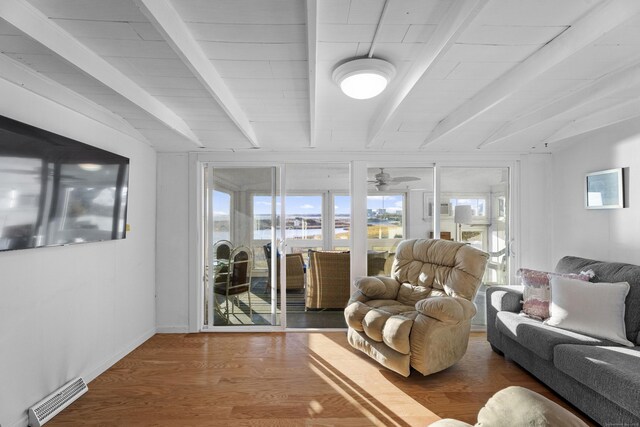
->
[0,116,129,251]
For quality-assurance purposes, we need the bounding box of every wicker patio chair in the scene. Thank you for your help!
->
[306,250,351,310]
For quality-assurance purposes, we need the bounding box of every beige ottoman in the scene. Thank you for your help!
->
[429,386,588,427]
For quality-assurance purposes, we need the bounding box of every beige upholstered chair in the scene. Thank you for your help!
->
[306,250,351,309]
[429,386,588,427]
[345,238,489,377]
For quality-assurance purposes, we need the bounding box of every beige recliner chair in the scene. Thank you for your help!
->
[344,238,489,377]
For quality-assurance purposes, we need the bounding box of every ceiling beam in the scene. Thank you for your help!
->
[477,59,640,149]
[0,0,202,147]
[421,0,640,148]
[135,0,260,149]
[544,98,640,145]
[0,53,150,145]
[367,0,487,149]
[306,0,318,148]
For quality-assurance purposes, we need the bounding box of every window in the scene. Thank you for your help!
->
[285,195,322,240]
[252,195,276,240]
[212,190,231,242]
[334,195,350,242]
[449,197,486,217]
[367,194,404,240]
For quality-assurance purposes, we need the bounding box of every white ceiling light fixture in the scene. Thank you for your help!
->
[332,58,396,100]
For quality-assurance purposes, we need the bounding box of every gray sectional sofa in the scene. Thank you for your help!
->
[486,256,640,426]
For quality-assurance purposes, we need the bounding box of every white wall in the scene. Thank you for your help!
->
[551,121,640,265]
[519,153,554,271]
[156,153,190,333]
[0,79,156,426]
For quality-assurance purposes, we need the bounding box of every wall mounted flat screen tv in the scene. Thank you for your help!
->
[0,115,129,252]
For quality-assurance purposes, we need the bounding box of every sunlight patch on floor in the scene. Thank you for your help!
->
[306,333,440,426]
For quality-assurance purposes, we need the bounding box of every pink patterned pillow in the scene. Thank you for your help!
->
[518,268,593,320]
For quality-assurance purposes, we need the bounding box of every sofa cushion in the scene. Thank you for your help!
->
[344,300,417,355]
[495,311,617,361]
[517,268,592,320]
[554,344,640,418]
[545,277,633,347]
[555,256,640,345]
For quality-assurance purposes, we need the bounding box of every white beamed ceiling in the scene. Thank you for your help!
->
[0,0,638,153]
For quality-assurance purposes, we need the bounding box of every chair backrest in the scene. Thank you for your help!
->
[392,238,489,301]
[213,240,232,261]
[307,250,351,309]
[229,246,252,292]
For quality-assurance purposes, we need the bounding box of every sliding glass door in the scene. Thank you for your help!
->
[203,165,282,328]
[439,167,511,327]
[285,163,350,329]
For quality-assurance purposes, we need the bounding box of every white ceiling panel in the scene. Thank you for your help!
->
[319,24,410,43]
[48,20,145,40]
[73,39,178,59]
[317,42,359,62]
[445,43,542,63]
[225,77,308,92]
[458,24,569,46]
[200,41,307,61]
[401,24,438,43]
[595,14,640,45]
[0,19,22,35]
[188,23,306,43]
[0,34,50,54]
[445,61,518,81]
[542,44,640,80]
[2,0,637,153]
[128,22,165,41]
[474,0,601,26]
[318,0,350,24]
[346,0,386,25]
[171,0,304,25]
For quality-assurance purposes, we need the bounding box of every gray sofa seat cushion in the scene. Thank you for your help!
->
[556,256,640,345]
[554,344,640,418]
[496,311,617,361]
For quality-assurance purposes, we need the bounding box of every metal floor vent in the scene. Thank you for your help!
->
[28,377,88,426]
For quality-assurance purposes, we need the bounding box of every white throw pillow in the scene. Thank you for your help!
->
[544,276,633,347]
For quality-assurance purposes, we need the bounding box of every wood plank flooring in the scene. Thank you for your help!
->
[49,332,595,426]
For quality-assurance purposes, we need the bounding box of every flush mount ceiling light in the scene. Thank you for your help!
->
[332,58,396,100]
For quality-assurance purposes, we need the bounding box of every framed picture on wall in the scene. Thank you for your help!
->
[585,168,625,209]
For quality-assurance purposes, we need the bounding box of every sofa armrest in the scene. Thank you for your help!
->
[415,297,476,323]
[486,286,523,313]
[353,276,400,300]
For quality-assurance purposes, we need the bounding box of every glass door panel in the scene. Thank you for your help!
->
[439,167,510,327]
[204,166,281,328]
[366,166,434,275]
[285,163,350,329]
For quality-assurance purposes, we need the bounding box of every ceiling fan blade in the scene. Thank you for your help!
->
[390,176,420,183]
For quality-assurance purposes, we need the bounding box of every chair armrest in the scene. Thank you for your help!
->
[353,276,400,299]
[415,297,476,323]
[486,286,523,313]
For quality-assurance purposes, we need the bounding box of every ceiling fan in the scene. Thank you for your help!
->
[368,168,420,191]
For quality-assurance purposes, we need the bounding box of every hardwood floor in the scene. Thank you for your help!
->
[50,332,594,426]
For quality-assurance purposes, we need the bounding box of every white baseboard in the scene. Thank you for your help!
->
[85,327,156,383]
[10,415,27,427]
[156,325,189,333]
